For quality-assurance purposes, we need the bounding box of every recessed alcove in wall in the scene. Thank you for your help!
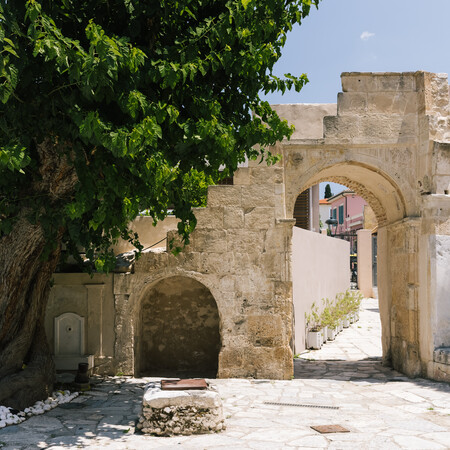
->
[137,276,221,378]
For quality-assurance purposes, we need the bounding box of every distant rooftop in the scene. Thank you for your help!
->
[327,189,354,202]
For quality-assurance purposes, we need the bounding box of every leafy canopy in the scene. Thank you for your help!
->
[0,0,319,271]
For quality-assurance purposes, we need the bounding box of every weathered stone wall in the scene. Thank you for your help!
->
[385,219,421,376]
[112,163,295,379]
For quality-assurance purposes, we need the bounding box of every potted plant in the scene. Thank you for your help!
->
[349,290,363,321]
[339,291,352,328]
[320,298,337,341]
[334,293,345,331]
[305,303,323,349]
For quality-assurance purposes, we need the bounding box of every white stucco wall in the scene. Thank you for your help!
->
[434,235,450,348]
[292,227,350,353]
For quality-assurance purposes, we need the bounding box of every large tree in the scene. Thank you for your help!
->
[0,0,319,408]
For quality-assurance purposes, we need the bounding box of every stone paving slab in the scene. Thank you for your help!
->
[1,298,450,448]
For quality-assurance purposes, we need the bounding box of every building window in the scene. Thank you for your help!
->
[338,205,344,224]
[332,208,337,220]
[294,189,310,230]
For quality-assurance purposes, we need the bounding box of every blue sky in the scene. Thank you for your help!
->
[263,0,450,104]
[260,0,450,198]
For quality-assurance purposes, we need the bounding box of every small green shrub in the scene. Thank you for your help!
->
[305,302,321,331]
[320,298,338,328]
[306,290,363,332]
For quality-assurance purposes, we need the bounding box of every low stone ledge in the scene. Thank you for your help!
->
[137,381,225,436]
[433,347,450,365]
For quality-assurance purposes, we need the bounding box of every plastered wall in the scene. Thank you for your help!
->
[292,227,350,353]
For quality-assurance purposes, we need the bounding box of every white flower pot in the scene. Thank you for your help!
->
[322,326,328,344]
[327,327,336,341]
[343,317,350,328]
[307,330,323,350]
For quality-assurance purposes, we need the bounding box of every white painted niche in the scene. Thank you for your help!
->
[54,312,93,370]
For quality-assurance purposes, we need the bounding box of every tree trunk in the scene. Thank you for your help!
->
[0,138,77,409]
[0,214,62,409]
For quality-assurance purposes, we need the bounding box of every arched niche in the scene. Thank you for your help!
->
[54,312,85,356]
[136,276,221,378]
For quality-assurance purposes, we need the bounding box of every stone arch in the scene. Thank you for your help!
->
[135,275,221,378]
[285,157,420,373]
[287,161,409,227]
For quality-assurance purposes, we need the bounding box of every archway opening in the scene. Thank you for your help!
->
[289,161,408,366]
[292,180,382,362]
[137,276,221,378]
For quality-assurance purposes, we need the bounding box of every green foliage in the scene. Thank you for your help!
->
[305,302,321,331]
[335,289,363,317]
[0,0,320,271]
[324,183,332,199]
[319,298,336,328]
[306,290,363,331]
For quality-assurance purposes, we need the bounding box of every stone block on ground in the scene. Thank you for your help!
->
[137,381,225,436]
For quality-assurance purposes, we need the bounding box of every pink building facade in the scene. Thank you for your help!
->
[325,190,368,251]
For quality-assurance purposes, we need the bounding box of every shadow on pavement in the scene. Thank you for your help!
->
[293,357,450,393]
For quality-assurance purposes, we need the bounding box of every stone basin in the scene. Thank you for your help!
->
[137,380,225,436]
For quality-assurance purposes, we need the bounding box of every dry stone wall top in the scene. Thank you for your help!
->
[138,381,225,436]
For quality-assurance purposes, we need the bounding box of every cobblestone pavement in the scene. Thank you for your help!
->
[1,298,450,449]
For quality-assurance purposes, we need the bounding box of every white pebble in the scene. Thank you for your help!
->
[0,387,80,429]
